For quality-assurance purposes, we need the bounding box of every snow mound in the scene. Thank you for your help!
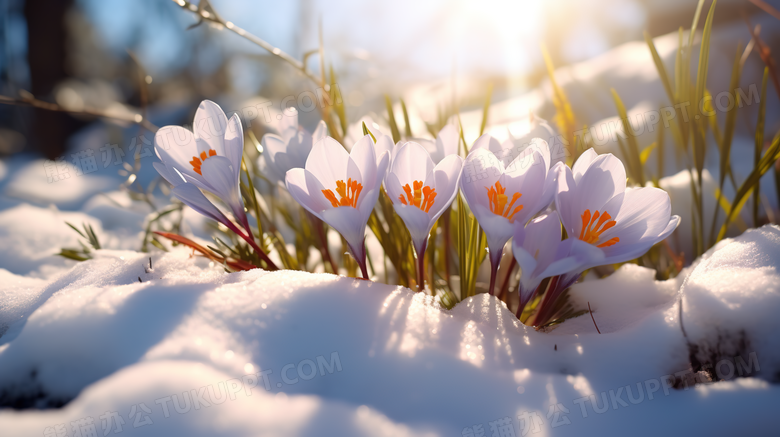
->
[566,264,681,333]
[682,225,780,381]
[2,247,777,436]
[0,204,100,278]
[4,159,114,209]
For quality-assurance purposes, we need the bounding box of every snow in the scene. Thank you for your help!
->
[0,204,97,278]
[0,241,778,435]
[3,159,115,210]
[681,225,780,381]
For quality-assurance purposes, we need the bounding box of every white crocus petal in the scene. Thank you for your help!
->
[508,115,564,165]
[556,158,626,239]
[349,135,378,190]
[375,135,395,185]
[512,212,563,297]
[321,206,368,256]
[460,148,502,212]
[358,152,389,221]
[312,120,327,143]
[392,142,434,186]
[193,100,228,156]
[171,183,232,228]
[411,124,461,165]
[572,148,598,183]
[501,148,547,226]
[200,156,247,231]
[222,114,244,179]
[306,137,350,193]
[414,137,437,161]
[470,133,503,156]
[436,124,460,160]
[474,203,516,265]
[535,161,564,214]
[285,168,332,217]
[154,126,205,183]
[278,107,300,140]
[375,135,395,164]
[260,134,290,182]
[428,154,464,219]
[153,162,185,187]
[259,115,324,185]
[394,205,432,251]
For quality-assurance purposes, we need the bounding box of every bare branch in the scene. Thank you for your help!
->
[0,94,158,132]
[171,0,322,86]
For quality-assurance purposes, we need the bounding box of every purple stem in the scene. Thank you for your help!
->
[487,250,501,296]
[221,217,279,271]
[415,241,427,292]
[348,239,369,280]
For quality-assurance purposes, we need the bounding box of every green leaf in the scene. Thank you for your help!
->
[753,67,769,227]
[708,44,744,247]
[640,142,657,166]
[479,83,493,137]
[400,98,412,138]
[362,121,376,143]
[610,88,644,185]
[384,95,401,143]
[330,64,348,138]
[644,31,675,105]
[717,132,780,242]
[688,0,707,53]
[58,249,90,262]
[65,222,86,239]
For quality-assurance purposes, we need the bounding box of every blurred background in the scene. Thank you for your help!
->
[0,0,777,159]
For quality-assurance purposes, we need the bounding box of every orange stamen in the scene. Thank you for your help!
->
[322,178,363,208]
[485,181,523,223]
[398,180,437,213]
[579,209,619,247]
[190,149,217,175]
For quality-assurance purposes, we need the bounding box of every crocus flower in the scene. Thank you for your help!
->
[285,135,389,279]
[153,100,277,269]
[386,141,464,289]
[505,114,565,165]
[154,100,247,228]
[556,148,680,269]
[460,136,560,294]
[260,108,326,184]
[413,124,460,165]
[528,148,681,326]
[511,211,601,317]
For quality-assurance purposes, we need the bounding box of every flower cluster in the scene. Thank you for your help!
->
[153,101,679,326]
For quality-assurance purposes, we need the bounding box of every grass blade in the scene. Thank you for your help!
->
[400,98,412,138]
[479,83,493,137]
[644,31,675,105]
[708,44,744,246]
[753,67,769,227]
[384,95,401,143]
[717,132,780,241]
[66,222,86,239]
[611,88,644,185]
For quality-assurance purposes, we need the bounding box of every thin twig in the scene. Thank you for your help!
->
[588,302,601,334]
[0,94,158,132]
[748,0,780,21]
[171,0,321,86]
[744,17,780,101]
